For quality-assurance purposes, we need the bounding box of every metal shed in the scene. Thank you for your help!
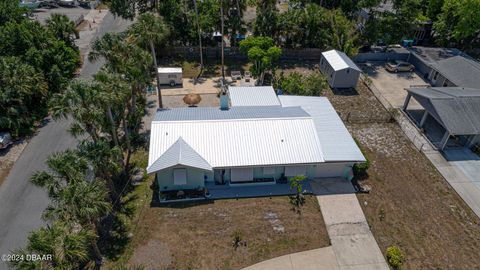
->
[320,50,361,89]
[157,67,183,86]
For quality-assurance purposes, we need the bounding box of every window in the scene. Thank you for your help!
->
[433,71,438,80]
[263,167,275,175]
[173,169,187,185]
[168,74,177,78]
[346,69,350,74]
[284,166,307,177]
[443,80,449,87]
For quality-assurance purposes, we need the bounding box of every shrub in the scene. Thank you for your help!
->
[276,71,328,96]
[386,246,405,269]
[231,229,244,250]
[353,159,370,175]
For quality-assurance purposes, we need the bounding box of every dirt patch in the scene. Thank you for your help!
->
[353,123,480,269]
[0,140,28,186]
[320,74,480,269]
[125,196,329,270]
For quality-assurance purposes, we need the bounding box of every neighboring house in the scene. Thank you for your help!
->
[147,87,365,194]
[357,0,395,31]
[403,87,480,150]
[320,50,361,89]
[427,56,480,88]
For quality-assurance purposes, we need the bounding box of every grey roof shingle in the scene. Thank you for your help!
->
[431,56,480,88]
[153,106,309,122]
[408,87,480,135]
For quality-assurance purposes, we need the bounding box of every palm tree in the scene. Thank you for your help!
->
[9,222,95,270]
[128,12,170,108]
[46,13,79,48]
[50,79,105,143]
[31,150,112,264]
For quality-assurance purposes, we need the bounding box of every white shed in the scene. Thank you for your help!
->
[320,50,361,89]
[157,67,183,86]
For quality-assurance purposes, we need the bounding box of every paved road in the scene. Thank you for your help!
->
[0,11,131,270]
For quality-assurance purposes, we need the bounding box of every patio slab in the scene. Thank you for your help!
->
[206,181,313,200]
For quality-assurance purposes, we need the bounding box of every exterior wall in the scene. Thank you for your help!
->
[332,68,360,88]
[320,56,336,87]
[157,163,353,191]
[408,53,432,80]
[156,166,206,191]
[353,52,409,63]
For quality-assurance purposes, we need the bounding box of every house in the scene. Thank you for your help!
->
[403,87,480,150]
[147,87,365,195]
[320,50,361,89]
[427,56,480,88]
[157,67,183,87]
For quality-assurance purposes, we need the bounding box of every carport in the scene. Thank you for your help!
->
[403,87,480,150]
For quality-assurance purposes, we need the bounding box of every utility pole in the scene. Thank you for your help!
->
[220,0,225,88]
[193,0,203,82]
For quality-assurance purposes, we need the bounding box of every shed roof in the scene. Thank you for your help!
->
[431,56,480,88]
[157,67,182,73]
[228,86,281,107]
[408,87,480,135]
[321,50,361,72]
[147,137,212,173]
[278,95,365,162]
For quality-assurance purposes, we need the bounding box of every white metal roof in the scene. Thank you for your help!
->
[228,86,281,107]
[279,95,365,162]
[321,50,361,72]
[148,115,325,171]
[147,137,212,173]
[157,67,182,74]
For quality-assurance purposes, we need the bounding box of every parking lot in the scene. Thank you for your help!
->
[360,62,428,109]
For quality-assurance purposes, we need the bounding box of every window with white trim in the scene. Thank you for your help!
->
[173,168,187,185]
[231,168,253,182]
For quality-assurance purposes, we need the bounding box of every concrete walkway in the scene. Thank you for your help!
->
[243,247,339,270]
[243,179,389,270]
[312,179,390,270]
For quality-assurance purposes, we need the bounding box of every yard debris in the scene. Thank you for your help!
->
[264,211,285,233]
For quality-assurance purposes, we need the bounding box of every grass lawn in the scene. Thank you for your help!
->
[106,150,329,270]
[322,79,480,269]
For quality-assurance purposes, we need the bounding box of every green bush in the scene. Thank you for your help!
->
[353,158,370,175]
[276,71,328,96]
[386,246,405,269]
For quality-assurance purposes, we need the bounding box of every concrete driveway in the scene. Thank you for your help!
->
[360,62,428,109]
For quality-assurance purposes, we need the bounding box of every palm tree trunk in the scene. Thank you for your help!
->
[122,116,132,170]
[193,0,204,80]
[106,106,119,147]
[150,40,163,109]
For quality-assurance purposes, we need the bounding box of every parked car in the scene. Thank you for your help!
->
[0,132,12,150]
[231,71,241,81]
[386,60,415,73]
[370,45,387,53]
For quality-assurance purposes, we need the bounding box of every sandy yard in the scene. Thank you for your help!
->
[322,77,480,269]
[125,196,329,270]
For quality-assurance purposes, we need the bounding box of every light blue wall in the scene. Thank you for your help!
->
[157,166,206,191]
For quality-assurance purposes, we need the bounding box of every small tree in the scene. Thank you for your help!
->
[289,174,306,214]
[239,36,282,85]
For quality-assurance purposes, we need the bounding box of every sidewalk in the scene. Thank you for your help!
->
[243,247,338,270]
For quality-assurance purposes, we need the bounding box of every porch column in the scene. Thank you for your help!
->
[439,130,450,150]
[419,110,429,128]
[403,93,412,111]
